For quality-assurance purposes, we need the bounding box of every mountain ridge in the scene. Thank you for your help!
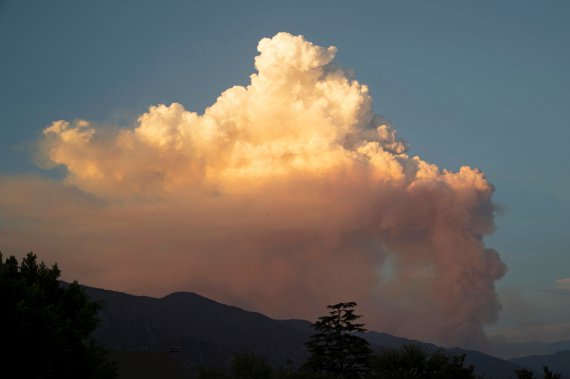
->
[81,284,567,378]
[509,350,570,378]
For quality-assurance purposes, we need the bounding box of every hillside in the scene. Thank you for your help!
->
[488,339,570,360]
[83,285,542,378]
[510,350,570,378]
[84,286,311,374]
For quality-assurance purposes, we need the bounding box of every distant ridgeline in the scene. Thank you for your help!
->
[81,285,569,379]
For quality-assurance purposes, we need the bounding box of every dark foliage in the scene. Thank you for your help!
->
[303,302,372,378]
[0,252,116,378]
[369,344,477,379]
[542,366,562,379]
[231,352,274,379]
[514,366,562,379]
[197,353,330,378]
[197,365,230,379]
[515,368,536,379]
[194,344,564,379]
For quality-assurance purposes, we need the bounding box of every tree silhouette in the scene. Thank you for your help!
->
[543,366,562,379]
[515,369,536,379]
[197,366,230,379]
[514,366,562,379]
[0,252,116,378]
[303,302,372,378]
[369,344,476,379]
[231,351,274,379]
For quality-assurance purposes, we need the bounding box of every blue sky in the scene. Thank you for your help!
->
[1,0,569,342]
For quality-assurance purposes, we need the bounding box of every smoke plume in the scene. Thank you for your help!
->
[2,33,506,347]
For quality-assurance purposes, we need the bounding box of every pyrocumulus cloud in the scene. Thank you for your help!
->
[1,33,506,347]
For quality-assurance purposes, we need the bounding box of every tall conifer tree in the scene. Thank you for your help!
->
[304,302,372,378]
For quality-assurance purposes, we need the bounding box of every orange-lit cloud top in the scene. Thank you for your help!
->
[9,33,505,347]
[40,33,411,198]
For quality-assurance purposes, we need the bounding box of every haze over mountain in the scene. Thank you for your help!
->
[82,284,570,379]
[510,350,570,379]
[489,340,570,360]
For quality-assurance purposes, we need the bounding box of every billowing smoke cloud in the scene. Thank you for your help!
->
[2,33,506,347]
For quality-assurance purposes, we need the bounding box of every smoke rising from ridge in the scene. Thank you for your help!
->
[2,32,506,347]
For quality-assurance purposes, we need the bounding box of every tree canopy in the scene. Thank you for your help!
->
[514,366,561,379]
[303,302,373,378]
[0,252,116,378]
[369,345,476,379]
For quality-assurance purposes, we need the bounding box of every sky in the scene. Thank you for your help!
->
[1,0,569,347]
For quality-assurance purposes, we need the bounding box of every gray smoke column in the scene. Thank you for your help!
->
[2,32,506,347]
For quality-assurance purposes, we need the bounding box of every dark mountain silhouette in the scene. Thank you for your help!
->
[489,339,570,360]
[82,284,553,378]
[84,286,312,374]
[362,331,439,350]
[509,350,570,378]
[362,331,527,379]
[449,348,529,379]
